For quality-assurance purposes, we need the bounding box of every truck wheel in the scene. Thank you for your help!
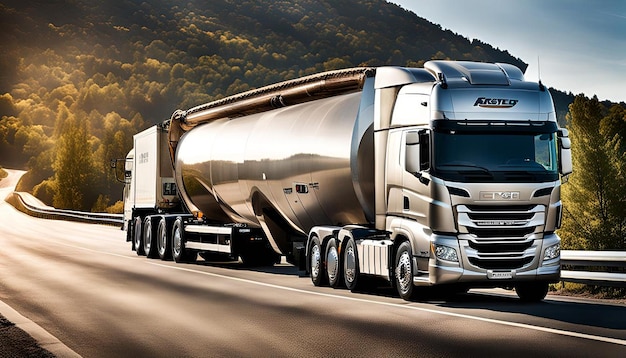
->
[343,237,360,292]
[515,282,548,302]
[395,241,415,301]
[309,236,326,286]
[157,217,171,261]
[126,219,133,242]
[143,217,157,258]
[172,218,194,263]
[134,216,145,256]
[326,238,343,288]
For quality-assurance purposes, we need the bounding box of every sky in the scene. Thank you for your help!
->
[391,0,626,103]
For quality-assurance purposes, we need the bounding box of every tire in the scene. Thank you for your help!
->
[171,217,194,263]
[126,219,133,242]
[395,241,416,301]
[343,237,360,292]
[326,238,343,288]
[309,236,326,286]
[134,216,145,256]
[143,217,158,258]
[515,282,548,302]
[157,217,172,261]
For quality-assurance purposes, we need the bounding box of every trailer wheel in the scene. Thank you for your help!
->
[157,217,171,261]
[326,238,343,288]
[309,236,326,286]
[143,217,157,258]
[515,282,548,302]
[172,218,194,263]
[395,241,415,301]
[134,216,145,256]
[343,237,360,292]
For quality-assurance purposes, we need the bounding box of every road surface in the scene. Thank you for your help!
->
[1,169,625,357]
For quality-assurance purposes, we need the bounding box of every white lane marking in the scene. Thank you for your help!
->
[59,242,626,347]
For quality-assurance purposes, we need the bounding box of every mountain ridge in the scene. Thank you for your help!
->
[0,0,604,210]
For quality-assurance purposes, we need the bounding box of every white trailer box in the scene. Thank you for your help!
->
[132,125,178,210]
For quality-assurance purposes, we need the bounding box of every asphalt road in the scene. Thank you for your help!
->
[1,169,625,357]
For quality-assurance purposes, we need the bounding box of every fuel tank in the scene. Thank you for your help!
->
[175,88,376,253]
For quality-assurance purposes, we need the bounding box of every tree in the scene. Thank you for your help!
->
[51,103,95,210]
[559,96,626,250]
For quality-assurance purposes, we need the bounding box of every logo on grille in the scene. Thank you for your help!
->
[480,191,520,200]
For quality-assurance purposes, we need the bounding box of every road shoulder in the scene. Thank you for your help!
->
[0,300,80,357]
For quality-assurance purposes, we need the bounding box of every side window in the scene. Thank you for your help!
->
[534,133,557,171]
[405,130,430,174]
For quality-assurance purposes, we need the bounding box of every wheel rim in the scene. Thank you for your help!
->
[158,223,166,256]
[173,226,182,257]
[134,219,142,248]
[310,243,321,280]
[395,250,412,294]
[326,245,339,283]
[344,243,356,284]
[144,220,152,252]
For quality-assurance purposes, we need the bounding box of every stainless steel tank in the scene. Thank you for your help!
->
[175,87,376,254]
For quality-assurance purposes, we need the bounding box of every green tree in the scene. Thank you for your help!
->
[51,103,95,210]
[560,96,626,250]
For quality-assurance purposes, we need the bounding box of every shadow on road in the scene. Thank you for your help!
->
[169,254,626,332]
[438,290,626,330]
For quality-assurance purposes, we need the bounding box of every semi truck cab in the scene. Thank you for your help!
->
[334,61,572,300]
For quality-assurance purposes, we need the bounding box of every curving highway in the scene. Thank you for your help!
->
[1,169,625,357]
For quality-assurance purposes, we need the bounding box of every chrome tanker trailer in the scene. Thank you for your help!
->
[119,60,572,301]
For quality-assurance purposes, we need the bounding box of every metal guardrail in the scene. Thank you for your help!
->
[5,191,123,226]
[5,191,625,287]
[561,250,626,288]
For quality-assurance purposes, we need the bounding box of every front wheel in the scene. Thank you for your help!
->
[515,282,548,302]
[395,241,416,301]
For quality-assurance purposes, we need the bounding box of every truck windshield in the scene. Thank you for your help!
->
[432,121,559,183]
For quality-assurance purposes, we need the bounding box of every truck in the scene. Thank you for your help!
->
[117,60,572,301]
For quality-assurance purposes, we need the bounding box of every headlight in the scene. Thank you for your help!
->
[434,244,459,262]
[544,243,560,261]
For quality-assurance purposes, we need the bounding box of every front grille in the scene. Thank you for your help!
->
[465,205,536,212]
[467,212,535,220]
[468,240,534,253]
[467,227,535,238]
[457,204,545,270]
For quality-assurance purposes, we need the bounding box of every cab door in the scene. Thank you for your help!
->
[401,129,431,226]
[401,129,433,269]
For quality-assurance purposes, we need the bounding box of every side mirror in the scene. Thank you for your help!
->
[557,129,572,177]
[111,158,132,184]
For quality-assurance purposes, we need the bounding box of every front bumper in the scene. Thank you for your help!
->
[416,233,561,286]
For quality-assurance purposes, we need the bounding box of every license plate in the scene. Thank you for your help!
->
[488,270,513,280]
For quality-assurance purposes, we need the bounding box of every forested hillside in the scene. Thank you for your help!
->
[0,0,623,257]
[0,0,529,211]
